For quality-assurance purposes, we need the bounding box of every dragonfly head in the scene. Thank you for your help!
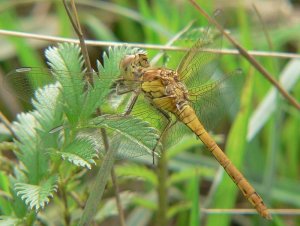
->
[120,53,150,80]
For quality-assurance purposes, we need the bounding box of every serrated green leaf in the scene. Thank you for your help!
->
[45,43,85,125]
[58,137,98,169]
[14,175,58,211]
[32,83,62,132]
[13,84,62,184]
[13,113,48,184]
[80,46,146,120]
[81,114,160,158]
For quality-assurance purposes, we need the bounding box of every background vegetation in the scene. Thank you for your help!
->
[0,0,299,226]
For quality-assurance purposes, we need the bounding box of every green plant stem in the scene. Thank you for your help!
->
[156,149,168,226]
[61,185,71,226]
[99,113,126,226]
[63,2,126,225]
[78,143,118,226]
[111,167,126,226]
[260,97,282,225]
[25,211,36,226]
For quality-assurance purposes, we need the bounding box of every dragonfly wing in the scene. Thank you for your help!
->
[177,10,224,89]
[189,69,243,130]
[119,95,171,159]
[132,96,192,152]
[2,67,56,105]
[163,120,191,150]
[82,113,161,161]
[1,67,92,107]
[2,67,140,110]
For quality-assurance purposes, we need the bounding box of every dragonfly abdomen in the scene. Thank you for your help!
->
[176,104,271,220]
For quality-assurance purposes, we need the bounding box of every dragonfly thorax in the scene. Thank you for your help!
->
[141,68,190,113]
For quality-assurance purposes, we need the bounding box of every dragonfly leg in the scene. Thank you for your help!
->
[169,119,178,129]
[116,80,138,95]
[123,89,141,116]
[152,109,172,164]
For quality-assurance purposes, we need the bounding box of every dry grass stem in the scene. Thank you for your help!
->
[0,29,299,59]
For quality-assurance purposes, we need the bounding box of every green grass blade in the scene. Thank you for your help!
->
[78,139,119,226]
[247,59,300,140]
[188,171,200,226]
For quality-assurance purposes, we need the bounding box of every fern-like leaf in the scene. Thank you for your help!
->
[58,137,98,169]
[45,43,85,125]
[14,175,58,211]
[80,114,160,159]
[32,83,62,132]
[12,84,62,211]
[13,113,48,184]
[13,84,62,184]
[80,46,146,120]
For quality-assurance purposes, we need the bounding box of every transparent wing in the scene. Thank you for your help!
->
[81,114,161,162]
[177,10,224,89]
[129,95,193,152]
[100,95,169,161]
[2,67,165,161]
[189,69,244,130]
[2,67,87,104]
[1,67,141,107]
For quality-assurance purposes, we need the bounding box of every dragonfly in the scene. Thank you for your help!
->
[2,16,271,221]
[115,26,272,221]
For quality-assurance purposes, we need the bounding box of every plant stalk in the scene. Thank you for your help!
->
[62,1,126,225]
[156,148,168,226]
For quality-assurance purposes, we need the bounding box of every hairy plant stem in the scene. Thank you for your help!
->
[63,1,126,225]
[156,149,168,226]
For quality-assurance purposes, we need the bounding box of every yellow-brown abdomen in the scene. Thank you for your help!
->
[176,104,271,220]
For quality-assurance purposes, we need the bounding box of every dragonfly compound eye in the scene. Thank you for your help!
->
[120,55,136,71]
[137,53,150,68]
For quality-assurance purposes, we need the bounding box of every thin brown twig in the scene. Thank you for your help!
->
[63,0,93,77]
[189,0,300,111]
[69,191,85,209]
[62,1,126,226]
[0,111,17,138]
[0,29,299,59]
[201,208,300,216]
[252,3,279,75]
[252,4,274,51]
